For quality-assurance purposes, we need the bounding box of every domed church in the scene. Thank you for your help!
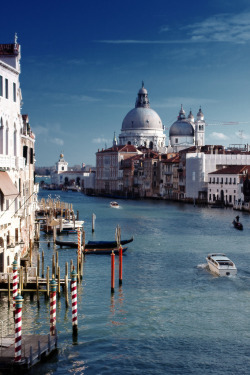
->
[118,82,166,152]
[168,105,205,152]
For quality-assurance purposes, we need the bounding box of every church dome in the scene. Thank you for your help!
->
[122,107,163,131]
[169,105,194,137]
[169,120,194,136]
[121,82,163,131]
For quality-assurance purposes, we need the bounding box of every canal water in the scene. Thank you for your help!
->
[2,190,250,374]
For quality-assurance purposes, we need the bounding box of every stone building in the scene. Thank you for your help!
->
[0,37,38,272]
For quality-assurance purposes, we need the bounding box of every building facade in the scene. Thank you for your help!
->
[0,37,37,272]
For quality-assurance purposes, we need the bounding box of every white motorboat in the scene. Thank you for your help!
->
[110,201,119,208]
[206,253,237,276]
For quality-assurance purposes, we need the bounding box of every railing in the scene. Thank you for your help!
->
[0,155,16,169]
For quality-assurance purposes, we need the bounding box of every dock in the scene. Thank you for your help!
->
[0,333,57,372]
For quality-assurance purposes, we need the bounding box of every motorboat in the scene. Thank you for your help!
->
[206,253,237,276]
[41,218,84,234]
[110,201,119,208]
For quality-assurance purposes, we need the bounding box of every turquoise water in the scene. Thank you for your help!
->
[2,190,250,374]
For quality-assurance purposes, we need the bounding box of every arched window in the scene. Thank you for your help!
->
[0,118,3,154]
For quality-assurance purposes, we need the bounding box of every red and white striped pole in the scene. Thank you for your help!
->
[50,277,57,336]
[71,267,78,334]
[14,291,24,362]
[12,259,18,310]
[77,228,81,261]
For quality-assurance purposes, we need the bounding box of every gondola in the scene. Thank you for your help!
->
[55,236,133,249]
[232,219,243,230]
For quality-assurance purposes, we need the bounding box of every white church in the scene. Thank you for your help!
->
[117,82,205,152]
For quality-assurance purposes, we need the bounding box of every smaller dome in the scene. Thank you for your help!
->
[60,153,64,158]
[169,120,194,137]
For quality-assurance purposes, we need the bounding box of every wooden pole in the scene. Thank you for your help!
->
[92,213,96,233]
[65,262,69,308]
[42,251,44,278]
[57,266,60,298]
[46,266,50,299]
[37,254,40,277]
[36,275,40,307]
[53,226,56,243]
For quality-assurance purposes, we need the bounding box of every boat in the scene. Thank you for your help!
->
[55,237,133,249]
[86,237,133,249]
[41,219,84,234]
[110,201,119,208]
[55,239,127,254]
[232,218,243,230]
[206,253,237,276]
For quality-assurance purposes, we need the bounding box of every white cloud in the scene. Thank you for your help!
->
[185,12,250,44]
[49,138,64,146]
[210,132,229,140]
[154,97,217,109]
[98,12,250,45]
[96,88,127,94]
[235,131,247,140]
[92,137,111,144]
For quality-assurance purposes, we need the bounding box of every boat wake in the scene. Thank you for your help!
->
[197,263,208,270]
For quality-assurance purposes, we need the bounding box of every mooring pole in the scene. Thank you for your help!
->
[119,245,123,286]
[14,291,24,362]
[12,259,18,310]
[111,251,115,294]
[71,267,78,335]
[50,277,57,336]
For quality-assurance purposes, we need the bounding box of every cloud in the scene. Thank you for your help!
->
[92,137,111,144]
[185,12,250,44]
[96,88,127,94]
[98,12,250,45]
[210,132,229,140]
[154,97,217,109]
[235,131,247,140]
[49,137,64,146]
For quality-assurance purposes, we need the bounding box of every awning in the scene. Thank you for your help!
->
[0,171,19,199]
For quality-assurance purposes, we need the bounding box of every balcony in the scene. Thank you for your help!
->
[0,155,16,169]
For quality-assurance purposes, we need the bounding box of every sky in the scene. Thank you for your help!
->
[2,0,250,167]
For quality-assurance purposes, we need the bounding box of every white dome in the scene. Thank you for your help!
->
[122,107,163,131]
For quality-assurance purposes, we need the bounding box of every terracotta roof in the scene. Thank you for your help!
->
[209,165,250,175]
[97,144,139,153]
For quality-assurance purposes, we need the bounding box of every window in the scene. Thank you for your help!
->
[13,82,16,102]
[5,79,8,99]
[217,177,219,184]
[175,138,178,143]
[0,76,2,96]
[30,148,34,164]
[23,145,28,165]
[221,178,223,184]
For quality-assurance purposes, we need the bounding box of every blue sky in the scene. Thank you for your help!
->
[2,0,250,166]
